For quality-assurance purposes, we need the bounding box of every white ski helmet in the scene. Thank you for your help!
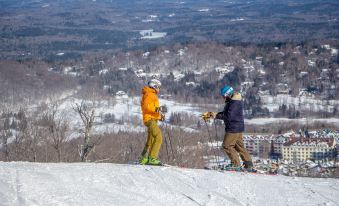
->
[148,79,162,90]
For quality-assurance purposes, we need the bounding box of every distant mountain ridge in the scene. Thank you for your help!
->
[0,0,338,60]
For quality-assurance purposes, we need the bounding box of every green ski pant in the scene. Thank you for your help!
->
[141,120,163,159]
[222,132,252,167]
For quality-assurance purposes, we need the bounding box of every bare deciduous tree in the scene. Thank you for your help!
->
[41,104,69,162]
[0,115,11,161]
[73,102,99,162]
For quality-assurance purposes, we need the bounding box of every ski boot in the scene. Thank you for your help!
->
[147,157,163,166]
[223,164,242,171]
[139,155,149,165]
[242,161,256,173]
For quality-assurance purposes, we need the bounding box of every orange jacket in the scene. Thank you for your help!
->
[141,86,161,123]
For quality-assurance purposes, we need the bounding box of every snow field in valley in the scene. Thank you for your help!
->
[52,95,339,138]
[55,96,206,138]
[0,162,338,206]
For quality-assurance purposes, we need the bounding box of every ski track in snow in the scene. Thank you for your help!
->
[0,162,338,206]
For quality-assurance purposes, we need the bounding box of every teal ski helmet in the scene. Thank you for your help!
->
[220,85,234,97]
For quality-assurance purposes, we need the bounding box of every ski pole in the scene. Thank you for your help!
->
[199,121,209,167]
[163,125,170,162]
[176,124,185,166]
[213,119,221,168]
[204,119,219,169]
[164,121,177,163]
[159,105,173,163]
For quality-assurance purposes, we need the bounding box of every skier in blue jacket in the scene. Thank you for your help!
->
[207,85,253,170]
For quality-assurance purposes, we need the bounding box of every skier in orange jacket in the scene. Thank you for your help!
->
[139,79,166,165]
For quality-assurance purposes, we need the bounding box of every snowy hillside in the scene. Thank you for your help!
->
[1,162,338,206]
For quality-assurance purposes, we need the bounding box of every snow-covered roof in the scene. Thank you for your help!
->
[99,69,109,75]
[185,82,198,87]
[321,44,331,50]
[215,63,234,74]
[331,48,338,56]
[142,52,150,57]
[177,48,186,56]
[299,71,308,78]
[308,60,316,67]
[243,135,275,141]
[116,91,127,96]
[284,137,335,148]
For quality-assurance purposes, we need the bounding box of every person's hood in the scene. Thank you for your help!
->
[142,86,157,95]
[231,92,242,100]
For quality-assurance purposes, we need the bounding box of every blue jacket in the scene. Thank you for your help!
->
[216,92,245,133]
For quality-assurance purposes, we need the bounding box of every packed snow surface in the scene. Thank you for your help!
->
[0,162,338,206]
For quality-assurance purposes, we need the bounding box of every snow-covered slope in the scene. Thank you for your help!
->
[0,162,338,206]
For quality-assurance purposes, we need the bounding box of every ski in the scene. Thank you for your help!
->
[128,160,171,167]
[220,167,278,175]
[205,165,278,175]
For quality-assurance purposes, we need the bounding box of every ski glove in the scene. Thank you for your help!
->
[160,114,165,121]
[201,112,216,121]
[155,105,168,113]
